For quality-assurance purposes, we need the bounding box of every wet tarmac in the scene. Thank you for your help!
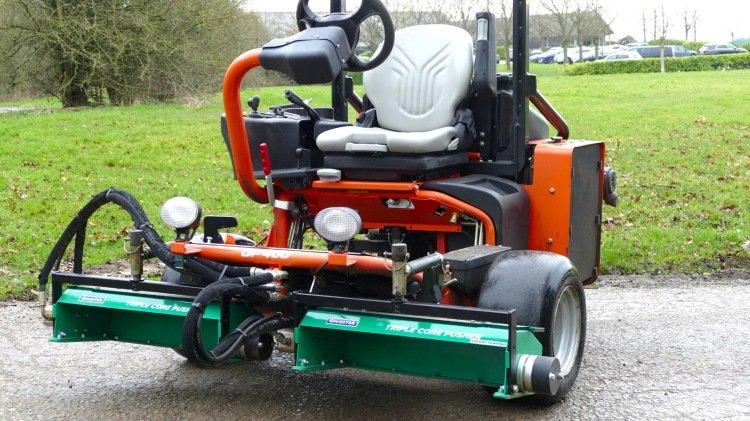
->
[1,273,749,420]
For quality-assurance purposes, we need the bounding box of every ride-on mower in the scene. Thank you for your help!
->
[39,0,617,403]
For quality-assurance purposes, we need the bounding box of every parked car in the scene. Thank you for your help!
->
[626,42,649,48]
[536,47,563,64]
[600,50,643,61]
[555,47,595,64]
[699,43,749,55]
[632,45,697,58]
[528,48,544,61]
[599,44,627,58]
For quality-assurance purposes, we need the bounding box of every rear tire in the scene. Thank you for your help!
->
[477,251,586,404]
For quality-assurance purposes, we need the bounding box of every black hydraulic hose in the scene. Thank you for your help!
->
[180,274,292,367]
[183,257,273,289]
[186,257,266,279]
[207,313,291,362]
[38,187,273,295]
[38,188,174,293]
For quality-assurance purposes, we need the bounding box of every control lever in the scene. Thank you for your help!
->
[295,148,310,169]
[247,96,261,117]
[285,89,320,123]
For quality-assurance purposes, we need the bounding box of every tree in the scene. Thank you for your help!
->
[568,0,610,61]
[357,13,387,54]
[357,0,451,54]
[540,0,575,64]
[0,0,267,106]
[571,5,592,61]
[388,0,451,28]
[585,0,613,58]
[655,5,669,73]
[681,9,699,41]
[494,0,512,71]
[619,35,637,45]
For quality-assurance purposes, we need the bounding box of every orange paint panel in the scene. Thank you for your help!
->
[523,142,575,255]
[523,140,605,267]
[327,251,352,267]
[267,203,291,248]
[304,186,496,245]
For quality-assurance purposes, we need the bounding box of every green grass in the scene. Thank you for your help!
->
[497,62,565,78]
[528,62,565,77]
[536,71,750,274]
[1,71,748,298]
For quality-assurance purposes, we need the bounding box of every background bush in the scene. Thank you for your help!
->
[564,53,750,76]
[682,41,706,52]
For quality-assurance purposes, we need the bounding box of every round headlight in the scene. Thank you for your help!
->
[314,207,362,243]
[160,197,202,229]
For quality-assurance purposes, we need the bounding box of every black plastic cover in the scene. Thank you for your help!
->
[443,245,509,292]
[260,27,352,84]
[221,113,319,180]
[568,144,603,284]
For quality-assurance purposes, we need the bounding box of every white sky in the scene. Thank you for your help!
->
[246,0,749,43]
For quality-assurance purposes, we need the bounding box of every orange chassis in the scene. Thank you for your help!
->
[171,49,606,307]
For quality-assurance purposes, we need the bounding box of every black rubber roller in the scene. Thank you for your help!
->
[516,354,562,396]
[531,356,561,396]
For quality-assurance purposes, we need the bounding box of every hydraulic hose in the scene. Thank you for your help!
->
[180,274,292,367]
[38,187,271,294]
[38,188,173,293]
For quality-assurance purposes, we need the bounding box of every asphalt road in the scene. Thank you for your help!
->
[2,272,749,420]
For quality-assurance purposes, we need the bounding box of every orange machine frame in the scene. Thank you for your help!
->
[217,46,604,283]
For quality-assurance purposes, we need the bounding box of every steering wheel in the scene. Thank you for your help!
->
[296,0,395,72]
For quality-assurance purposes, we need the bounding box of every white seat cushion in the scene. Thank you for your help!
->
[317,126,458,154]
[365,25,474,132]
[315,24,473,155]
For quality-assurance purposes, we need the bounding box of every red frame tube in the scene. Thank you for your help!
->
[171,242,423,280]
[222,49,269,203]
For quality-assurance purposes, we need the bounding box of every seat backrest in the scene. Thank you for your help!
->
[363,25,473,133]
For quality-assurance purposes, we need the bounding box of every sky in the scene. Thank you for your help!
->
[246,0,749,44]
[602,0,747,43]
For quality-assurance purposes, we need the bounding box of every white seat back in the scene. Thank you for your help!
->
[363,25,474,133]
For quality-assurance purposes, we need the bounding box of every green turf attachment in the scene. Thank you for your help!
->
[293,309,542,391]
[51,286,256,349]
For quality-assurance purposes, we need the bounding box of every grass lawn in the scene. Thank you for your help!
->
[0,70,748,298]
[537,71,750,274]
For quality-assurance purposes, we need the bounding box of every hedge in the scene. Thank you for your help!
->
[563,53,750,76]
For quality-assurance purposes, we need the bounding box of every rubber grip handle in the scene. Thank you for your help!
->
[259,143,271,175]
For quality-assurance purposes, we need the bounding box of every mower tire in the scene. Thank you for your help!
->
[477,250,586,404]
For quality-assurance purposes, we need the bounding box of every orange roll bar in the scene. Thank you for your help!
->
[222,49,269,204]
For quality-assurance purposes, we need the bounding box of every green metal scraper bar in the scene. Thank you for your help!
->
[52,286,256,349]
[293,309,542,388]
